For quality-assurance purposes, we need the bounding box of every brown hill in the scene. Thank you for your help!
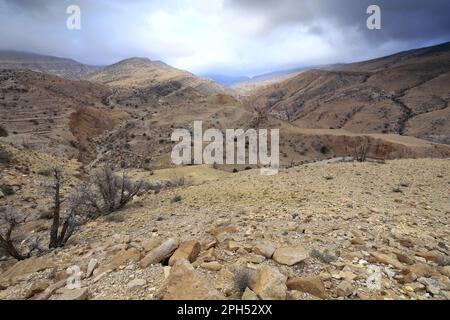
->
[248,42,450,144]
[84,57,230,96]
[0,69,127,162]
[0,51,100,80]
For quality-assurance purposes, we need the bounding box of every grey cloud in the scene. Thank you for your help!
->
[225,0,450,43]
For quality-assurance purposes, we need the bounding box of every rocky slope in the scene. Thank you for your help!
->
[248,42,450,144]
[0,51,100,80]
[0,69,127,162]
[1,152,449,300]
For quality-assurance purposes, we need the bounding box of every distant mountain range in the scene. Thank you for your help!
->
[1,42,449,169]
[0,51,101,80]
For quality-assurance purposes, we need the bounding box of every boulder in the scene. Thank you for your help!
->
[156,259,224,300]
[249,265,287,300]
[200,261,223,271]
[142,238,162,252]
[86,259,98,278]
[407,263,438,278]
[241,287,259,300]
[140,238,178,268]
[253,241,276,259]
[0,257,55,284]
[168,240,200,266]
[25,280,50,299]
[371,253,405,270]
[286,276,328,299]
[127,278,146,292]
[272,246,308,266]
[336,280,353,297]
[107,248,141,271]
[57,288,89,300]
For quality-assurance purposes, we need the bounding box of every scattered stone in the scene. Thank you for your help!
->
[0,257,55,284]
[57,288,89,300]
[336,280,353,297]
[252,241,276,259]
[201,261,223,271]
[286,276,328,299]
[407,263,437,278]
[142,238,162,252]
[249,265,287,300]
[418,277,442,296]
[107,248,141,271]
[34,279,67,300]
[156,259,224,300]
[168,240,200,266]
[272,246,308,266]
[241,287,259,300]
[140,238,178,268]
[227,240,242,251]
[371,253,405,270]
[86,259,98,278]
[25,281,50,299]
[127,278,146,292]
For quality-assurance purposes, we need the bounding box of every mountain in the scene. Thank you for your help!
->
[0,69,127,162]
[203,74,250,86]
[0,51,100,80]
[84,57,230,96]
[230,65,338,96]
[248,42,450,144]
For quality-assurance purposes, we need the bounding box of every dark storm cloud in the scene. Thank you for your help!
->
[225,0,450,43]
[0,0,449,75]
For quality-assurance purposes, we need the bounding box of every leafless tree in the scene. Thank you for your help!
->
[0,208,29,260]
[353,137,371,162]
[48,168,80,248]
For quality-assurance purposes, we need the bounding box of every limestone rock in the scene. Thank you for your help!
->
[140,238,178,268]
[0,257,55,284]
[249,265,287,300]
[86,259,98,278]
[286,276,328,299]
[25,280,50,299]
[168,240,200,266]
[201,261,223,271]
[57,288,89,300]
[107,248,141,271]
[241,287,259,300]
[156,259,224,300]
[336,280,353,297]
[253,241,276,259]
[371,253,405,270]
[272,246,308,266]
[127,278,146,292]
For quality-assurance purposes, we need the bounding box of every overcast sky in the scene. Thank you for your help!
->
[0,0,449,76]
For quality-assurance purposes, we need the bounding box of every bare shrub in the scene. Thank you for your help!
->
[167,176,186,188]
[0,208,32,260]
[0,125,7,137]
[353,137,371,162]
[77,165,143,217]
[310,249,338,264]
[0,148,12,166]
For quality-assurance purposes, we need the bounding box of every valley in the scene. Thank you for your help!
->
[0,42,449,301]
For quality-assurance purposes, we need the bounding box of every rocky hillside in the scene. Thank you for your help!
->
[85,57,230,96]
[1,151,449,300]
[248,42,450,144]
[0,51,100,80]
[0,69,127,162]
